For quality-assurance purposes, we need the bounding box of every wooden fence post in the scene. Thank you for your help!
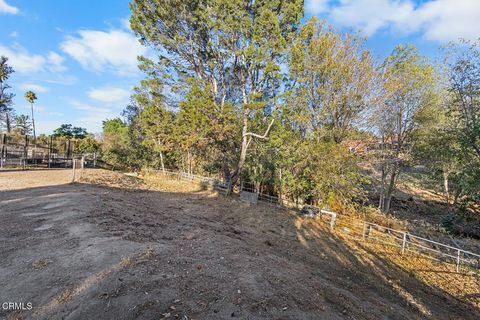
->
[362,221,367,241]
[81,155,85,179]
[24,135,28,169]
[71,157,76,183]
[456,249,461,272]
[48,136,52,168]
[0,134,5,169]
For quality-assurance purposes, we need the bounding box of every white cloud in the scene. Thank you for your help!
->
[60,29,147,75]
[412,0,480,42]
[70,100,112,114]
[48,111,64,117]
[306,0,330,15]
[0,44,45,73]
[87,86,131,104]
[0,0,18,14]
[47,52,67,72]
[18,83,49,93]
[121,18,131,31]
[305,0,480,42]
[69,100,116,133]
[329,0,414,36]
[22,104,46,112]
[0,44,67,74]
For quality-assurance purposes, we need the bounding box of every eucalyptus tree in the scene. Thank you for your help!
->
[24,90,37,142]
[130,0,304,184]
[0,56,15,133]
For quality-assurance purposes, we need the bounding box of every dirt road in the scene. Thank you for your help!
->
[0,169,478,319]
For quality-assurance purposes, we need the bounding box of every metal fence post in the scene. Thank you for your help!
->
[401,232,407,254]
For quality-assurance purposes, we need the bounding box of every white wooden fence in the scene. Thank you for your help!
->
[153,169,480,275]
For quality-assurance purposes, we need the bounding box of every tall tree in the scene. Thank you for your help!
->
[374,44,439,213]
[134,77,176,171]
[130,0,304,185]
[102,118,132,169]
[24,90,37,142]
[0,56,15,133]
[53,124,88,139]
[14,114,32,135]
[289,18,379,142]
[445,40,480,162]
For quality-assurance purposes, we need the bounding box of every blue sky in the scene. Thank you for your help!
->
[1,0,479,134]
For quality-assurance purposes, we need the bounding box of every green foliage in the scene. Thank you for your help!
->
[374,44,439,212]
[0,56,15,132]
[289,18,378,142]
[111,6,480,215]
[101,118,133,168]
[24,90,37,104]
[76,135,101,154]
[14,114,32,135]
[130,0,304,183]
[53,124,88,139]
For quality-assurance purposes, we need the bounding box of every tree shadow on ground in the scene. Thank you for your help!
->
[0,178,478,320]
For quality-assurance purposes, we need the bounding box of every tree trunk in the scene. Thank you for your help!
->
[30,103,36,142]
[155,138,165,172]
[443,169,450,204]
[159,151,165,172]
[378,164,386,209]
[230,108,249,187]
[278,168,283,203]
[5,112,11,133]
[382,163,399,213]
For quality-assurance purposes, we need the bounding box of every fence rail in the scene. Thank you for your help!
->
[0,134,78,169]
[153,169,232,196]
[153,169,480,275]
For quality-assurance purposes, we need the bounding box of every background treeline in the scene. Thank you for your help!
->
[100,1,480,219]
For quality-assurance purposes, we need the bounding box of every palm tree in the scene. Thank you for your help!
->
[24,90,37,142]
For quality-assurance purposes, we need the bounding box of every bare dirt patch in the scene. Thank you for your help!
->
[0,169,478,319]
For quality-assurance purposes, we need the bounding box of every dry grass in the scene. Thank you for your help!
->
[334,214,480,308]
[78,169,143,189]
[141,171,480,309]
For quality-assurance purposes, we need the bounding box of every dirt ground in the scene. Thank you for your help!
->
[0,169,479,320]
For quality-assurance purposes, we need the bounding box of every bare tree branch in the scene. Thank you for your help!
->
[243,118,275,139]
